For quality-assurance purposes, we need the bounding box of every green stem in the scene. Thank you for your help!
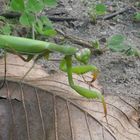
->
[32,23,35,39]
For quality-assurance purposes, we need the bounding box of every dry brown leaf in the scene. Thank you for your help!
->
[0,54,139,140]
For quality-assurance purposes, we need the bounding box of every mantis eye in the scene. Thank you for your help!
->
[75,48,91,64]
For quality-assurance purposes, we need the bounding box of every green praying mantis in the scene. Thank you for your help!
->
[0,35,107,117]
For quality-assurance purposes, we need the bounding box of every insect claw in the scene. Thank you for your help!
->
[91,72,98,82]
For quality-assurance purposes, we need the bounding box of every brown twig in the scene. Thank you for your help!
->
[0,12,21,18]
[56,29,93,48]
[0,6,132,22]
[0,12,78,22]
[56,29,108,54]
[99,6,130,20]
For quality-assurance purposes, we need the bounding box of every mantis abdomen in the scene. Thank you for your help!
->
[0,35,78,55]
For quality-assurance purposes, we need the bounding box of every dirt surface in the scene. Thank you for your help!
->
[42,0,140,98]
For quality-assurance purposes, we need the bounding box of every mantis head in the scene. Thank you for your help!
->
[75,48,91,64]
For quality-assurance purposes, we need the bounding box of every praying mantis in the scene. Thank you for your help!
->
[0,35,107,117]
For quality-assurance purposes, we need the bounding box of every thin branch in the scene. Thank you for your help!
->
[99,6,130,20]
[56,29,108,53]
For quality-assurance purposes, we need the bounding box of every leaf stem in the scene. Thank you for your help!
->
[32,23,35,39]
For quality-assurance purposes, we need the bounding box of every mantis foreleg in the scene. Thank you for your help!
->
[65,55,107,117]
[60,58,99,75]
[60,58,100,88]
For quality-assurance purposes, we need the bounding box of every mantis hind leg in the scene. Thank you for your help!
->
[20,60,36,82]
[19,52,48,82]
[0,51,7,89]
[17,54,34,62]
[0,51,34,89]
